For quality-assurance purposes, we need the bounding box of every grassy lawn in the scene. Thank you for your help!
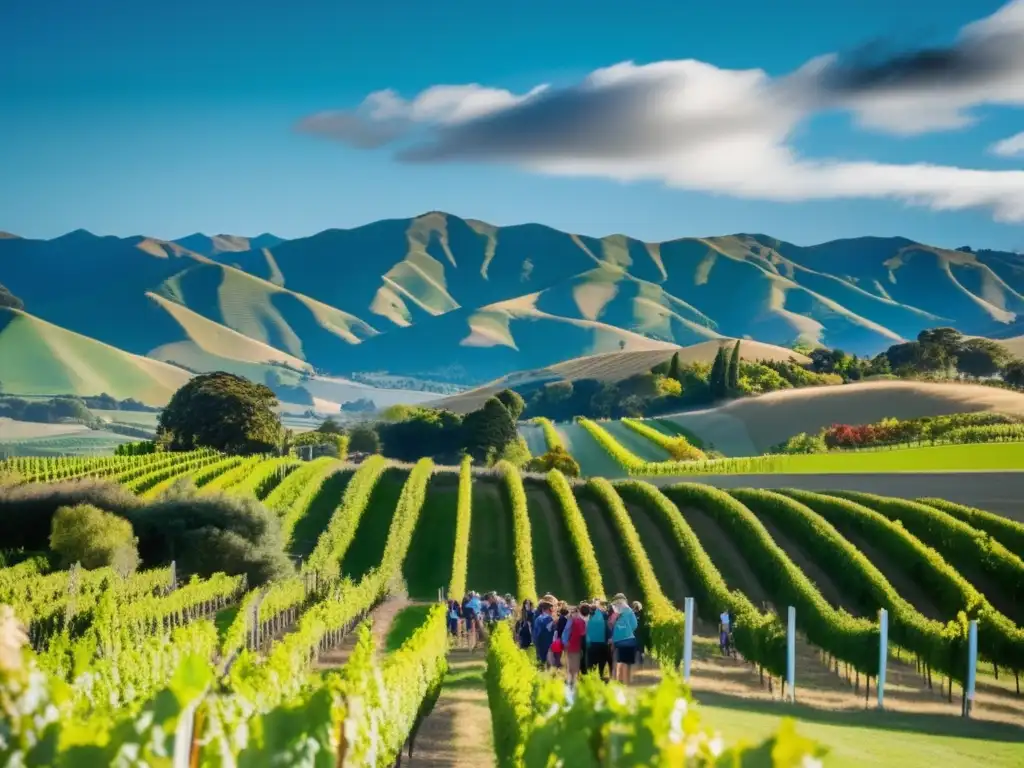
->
[641,442,1024,475]
[384,604,434,652]
[697,693,1024,767]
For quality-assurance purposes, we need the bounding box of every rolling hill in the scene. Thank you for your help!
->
[2,213,1024,405]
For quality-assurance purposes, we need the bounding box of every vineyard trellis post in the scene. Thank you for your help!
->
[683,597,694,682]
[964,619,978,718]
[786,606,796,703]
[169,560,177,592]
[877,608,888,709]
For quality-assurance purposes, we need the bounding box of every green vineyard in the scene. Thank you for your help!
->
[1,451,1023,766]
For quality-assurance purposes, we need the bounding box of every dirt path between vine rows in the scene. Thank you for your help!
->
[313,595,411,670]
[576,492,638,599]
[526,482,584,601]
[408,649,495,767]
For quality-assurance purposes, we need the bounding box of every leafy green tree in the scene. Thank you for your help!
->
[1005,359,1024,389]
[129,486,292,586]
[956,338,1010,378]
[668,352,682,382]
[495,389,526,421]
[348,424,382,454]
[316,417,345,435]
[709,347,729,398]
[462,397,517,460]
[157,372,283,455]
[727,341,741,391]
[49,503,140,575]
[525,446,581,477]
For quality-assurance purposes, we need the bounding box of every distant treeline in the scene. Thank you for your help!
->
[0,393,158,428]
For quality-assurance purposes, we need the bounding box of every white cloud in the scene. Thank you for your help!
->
[297,0,1024,222]
[992,132,1024,157]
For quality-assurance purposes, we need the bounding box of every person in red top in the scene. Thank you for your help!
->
[565,602,590,687]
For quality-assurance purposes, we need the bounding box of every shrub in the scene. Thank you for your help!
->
[775,432,828,454]
[524,447,580,477]
[496,436,531,468]
[348,424,381,454]
[0,478,141,551]
[127,486,293,586]
[49,503,140,575]
[919,497,1024,561]
[620,418,706,461]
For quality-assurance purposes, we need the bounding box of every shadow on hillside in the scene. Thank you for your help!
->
[693,689,1024,743]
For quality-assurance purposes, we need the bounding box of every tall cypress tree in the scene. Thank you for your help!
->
[668,351,682,382]
[727,340,741,392]
[709,347,728,398]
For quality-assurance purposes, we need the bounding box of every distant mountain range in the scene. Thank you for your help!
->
[2,212,1023,407]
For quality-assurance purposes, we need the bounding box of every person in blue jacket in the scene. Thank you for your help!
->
[531,600,555,668]
[609,593,638,684]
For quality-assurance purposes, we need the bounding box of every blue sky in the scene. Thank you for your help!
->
[2,0,1023,250]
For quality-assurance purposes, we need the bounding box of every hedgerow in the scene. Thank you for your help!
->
[448,455,473,599]
[734,488,964,683]
[620,418,706,461]
[546,469,603,598]
[919,497,1024,561]
[834,491,1024,612]
[304,455,389,579]
[580,478,685,666]
[532,417,563,451]
[484,622,826,767]
[618,481,786,677]
[782,489,1024,678]
[496,460,536,603]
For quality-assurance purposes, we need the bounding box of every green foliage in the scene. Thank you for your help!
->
[834,491,1024,612]
[347,423,381,454]
[655,375,682,397]
[668,350,682,381]
[709,346,729,399]
[737,362,792,395]
[496,460,536,603]
[448,455,473,598]
[546,469,603,598]
[157,372,283,455]
[524,446,581,477]
[497,436,532,468]
[484,622,825,768]
[694,490,880,676]
[533,416,563,451]
[919,497,1024,561]
[775,432,828,454]
[495,388,526,421]
[620,481,786,676]
[582,478,685,666]
[315,416,345,434]
[304,455,389,579]
[784,490,1024,676]
[49,503,140,575]
[736,489,966,682]
[291,429,348,459]
[377,407,463,461]
[464,398,518,461]
[620,418,706,460]
[128,485,293,586]
[728,340,741,391]
[0,395,100,427]
[1005,359,1024,389]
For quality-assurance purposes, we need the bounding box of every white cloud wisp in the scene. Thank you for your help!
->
[297,0,1024,222]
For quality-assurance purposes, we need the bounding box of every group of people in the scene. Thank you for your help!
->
[516,593,647,687]
[445,590,647,686]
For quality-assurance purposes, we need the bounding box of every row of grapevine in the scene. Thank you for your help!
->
[118,572,246,636]
[304,455,389,578]
[732,488,966,683]
[330,605,449,764]
[127,451,227,495]
[835,491,1024,609]
[199,455,272,493]
[1,451,187,484]
[484,621,825,767]
[448,455,473,598]
[920,497,1024,560]
[667,484,881,678]
[621,418,706,460]
[263,456,341,541]
[229,456,299,499]
[545,469,604,598]
[615,481,787,677]
[785,490,1024,676]
[532,416,563,451]
[581,478,685,666]
[219,575,312,660]
[496,460,537,604]
[112,449,209,485]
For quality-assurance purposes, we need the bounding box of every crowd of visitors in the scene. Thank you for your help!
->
[445,589,648,688]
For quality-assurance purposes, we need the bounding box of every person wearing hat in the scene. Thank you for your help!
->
[608,593,638,684]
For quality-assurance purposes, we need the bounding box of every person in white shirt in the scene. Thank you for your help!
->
[718,609,731,655]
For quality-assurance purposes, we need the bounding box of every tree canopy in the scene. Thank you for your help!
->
[49,503,139,575]
[157,372,283,455]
